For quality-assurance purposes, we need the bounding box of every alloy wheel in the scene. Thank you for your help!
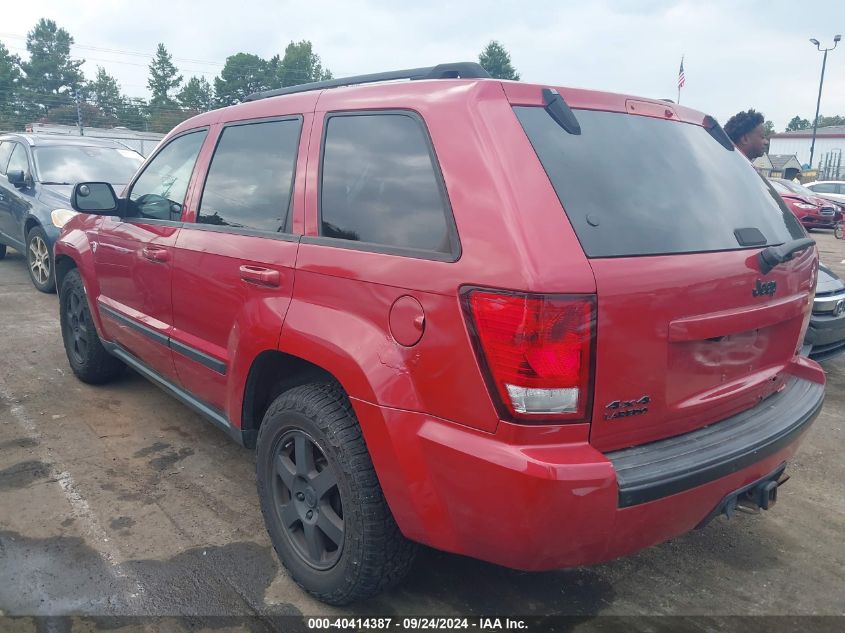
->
[64,288,89,365]
[272,429,345,570]
[29,235,50,286]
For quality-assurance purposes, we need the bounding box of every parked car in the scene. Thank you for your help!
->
[771,177,844,223]
[804,180,845,204]
[768,179,839,229]
[0,134,144,292]
[803,263,845,361]
[55,63,826,605]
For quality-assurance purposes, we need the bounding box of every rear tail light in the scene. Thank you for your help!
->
[462,288,596,423]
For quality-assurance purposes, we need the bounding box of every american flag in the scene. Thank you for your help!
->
[678,56,686,89]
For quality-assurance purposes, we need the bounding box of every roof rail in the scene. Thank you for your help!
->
[243,62,491,102]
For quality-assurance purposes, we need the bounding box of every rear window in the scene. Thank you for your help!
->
[515,107,805,257]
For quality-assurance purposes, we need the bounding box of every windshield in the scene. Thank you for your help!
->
[515,107,805,257]
[780,180,829,199]
[33,145,144,184]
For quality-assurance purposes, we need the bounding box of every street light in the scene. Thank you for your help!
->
[808,35,841,171]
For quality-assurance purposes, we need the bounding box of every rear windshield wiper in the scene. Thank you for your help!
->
[40,181,72,185]
[758,237,815,274]
[542,88,581,135]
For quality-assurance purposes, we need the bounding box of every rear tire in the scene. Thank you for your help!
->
[835,223,844,240]
[0,243,6,259]
[59,269,124,384]
[256,383,417,605]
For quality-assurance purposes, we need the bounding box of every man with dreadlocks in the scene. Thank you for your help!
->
[724,109,768,161]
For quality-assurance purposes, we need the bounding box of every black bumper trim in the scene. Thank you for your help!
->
[606,376,825,508]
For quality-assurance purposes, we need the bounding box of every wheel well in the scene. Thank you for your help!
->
[241,351,339,447]
[24,217,39,237]
[54,255,77,291]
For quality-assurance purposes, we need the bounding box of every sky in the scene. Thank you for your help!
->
[2,0,844,131]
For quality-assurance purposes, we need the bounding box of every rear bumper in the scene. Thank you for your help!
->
[606,375,824,507]
[355,361,825,571]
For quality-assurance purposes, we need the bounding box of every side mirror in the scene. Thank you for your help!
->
[7,170,26,188]
[71,182,121,215]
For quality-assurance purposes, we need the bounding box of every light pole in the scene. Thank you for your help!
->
[808,35,841,171]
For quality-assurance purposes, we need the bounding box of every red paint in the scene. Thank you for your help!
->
[54,76,825,572]
[778,192,841,229]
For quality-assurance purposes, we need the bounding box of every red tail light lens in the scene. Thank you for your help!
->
[463,289,596,423]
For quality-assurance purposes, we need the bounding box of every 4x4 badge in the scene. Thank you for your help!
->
[752,279,777,297]
[604,396,650,421]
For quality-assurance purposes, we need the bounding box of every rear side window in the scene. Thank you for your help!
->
[810,183,839,194]
[0,142,12,174]
[319,112,456,256]
[515,107,805,257]
[198,118,302,233]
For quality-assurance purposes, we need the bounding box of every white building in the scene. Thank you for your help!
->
[768,125,844,178]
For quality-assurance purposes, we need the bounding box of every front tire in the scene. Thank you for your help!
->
[59,269,124,384]
[256,383,417,605]
[26,225,55,293]
[0,243,6,259]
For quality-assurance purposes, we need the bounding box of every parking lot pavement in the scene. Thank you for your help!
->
[0,232,844,630]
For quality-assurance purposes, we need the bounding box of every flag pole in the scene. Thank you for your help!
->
[677,54,683,105]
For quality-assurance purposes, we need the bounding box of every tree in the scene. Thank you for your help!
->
[763,120,775,139]
[88,66,122,121]
[478,40,520,80]
[277,40,332,87]
[0,41,24,129]
[786,116,811,132]
[147,43,182,107]
[816,114,845,128]
[214,53,276,106]
[177,76,214,112]
[116,97,149,131]
[20,19,85,118]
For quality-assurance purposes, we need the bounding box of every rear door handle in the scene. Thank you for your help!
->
[141,246,169,263]
[239,265,280,287]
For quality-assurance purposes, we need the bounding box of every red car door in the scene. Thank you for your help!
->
[93,129,208,382]
[169,110,311,424]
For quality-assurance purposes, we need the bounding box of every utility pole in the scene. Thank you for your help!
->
[808,35,840,170]
[75,91,84,136]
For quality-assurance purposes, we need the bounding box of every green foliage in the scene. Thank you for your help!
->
[786,116,811,132]
[20,18,85,118]
[2,21,336,133]
[478,40,520,81]
[277,40,332,87]
[87,67,122,120]
[177,76,214,112]
[214,53,276,106]
[147,43,182,107]
[763,120,775,139]
[0,41,24,129]
[816,114,845,128]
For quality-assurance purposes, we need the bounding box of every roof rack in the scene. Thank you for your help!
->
[244,62,491,102]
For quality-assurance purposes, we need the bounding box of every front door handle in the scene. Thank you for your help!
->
[141,246,169,263]
[239,265,280,287]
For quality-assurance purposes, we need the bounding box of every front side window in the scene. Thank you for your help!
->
[128,130,206,220]
[319,112,454,255]
[6,144,30,176]
[197,119,302,232]
[809,183,837,194]
[0,142,13,174]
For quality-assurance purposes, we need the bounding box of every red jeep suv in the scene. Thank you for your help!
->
[55,63,825,604]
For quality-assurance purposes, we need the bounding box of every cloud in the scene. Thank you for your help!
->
[3,0,843,130]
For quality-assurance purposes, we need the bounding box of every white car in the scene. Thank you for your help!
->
[804,180,845,204]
